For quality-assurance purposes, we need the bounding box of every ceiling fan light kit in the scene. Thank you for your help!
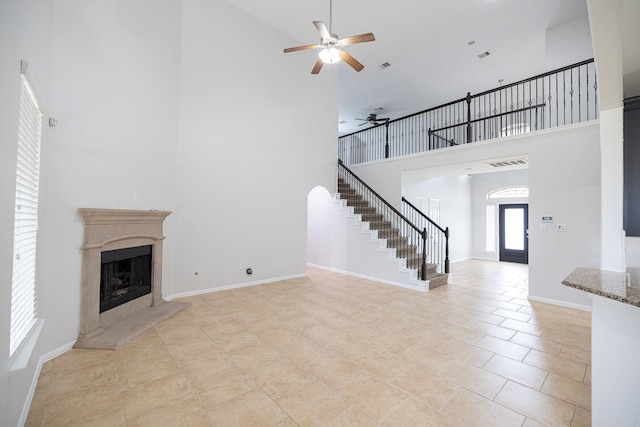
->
[283,0,374,74]
[319,47,341,64]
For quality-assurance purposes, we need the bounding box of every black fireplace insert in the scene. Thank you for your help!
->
[100,245,152,313]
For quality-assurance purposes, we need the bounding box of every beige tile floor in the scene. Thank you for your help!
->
[26,260,592,426]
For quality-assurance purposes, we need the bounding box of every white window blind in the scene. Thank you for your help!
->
[10,71,43,357]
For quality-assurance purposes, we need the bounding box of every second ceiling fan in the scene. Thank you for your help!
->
[356,113,389,126]
[283,0,375,74]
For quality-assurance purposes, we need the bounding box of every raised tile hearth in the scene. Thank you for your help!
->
[75,208,189,349]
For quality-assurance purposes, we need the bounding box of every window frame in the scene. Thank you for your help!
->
[10,60,44,360]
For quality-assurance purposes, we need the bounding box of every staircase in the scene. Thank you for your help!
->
[337,178,448,290]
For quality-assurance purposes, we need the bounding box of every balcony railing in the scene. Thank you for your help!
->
[339,59,598,165]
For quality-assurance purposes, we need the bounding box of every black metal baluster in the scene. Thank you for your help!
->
[571,67,575,124]
[592,63,596,120]
[586,63,590,121]
[466,92,472,143]
[556,73,560,127]
[563,70,567,125]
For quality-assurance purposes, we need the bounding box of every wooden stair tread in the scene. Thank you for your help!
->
[337,179,448,287]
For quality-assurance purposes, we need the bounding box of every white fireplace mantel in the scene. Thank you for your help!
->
[76,208,188,349]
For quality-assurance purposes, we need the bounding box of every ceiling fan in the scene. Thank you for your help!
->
[356,113,389,126]
[283,0,375,74]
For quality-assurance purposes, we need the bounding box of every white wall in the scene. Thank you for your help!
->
[626,236,640,268]
[591,295,640,426]
[470,170,529,260]
[350,123,600,308]
[307,187,423,289]
[545,14,594,70]
[588,4,637,425]
[400,169,530,263]
[0,1,338,424]
[171,0,337,296]
[587,0,625,272]
[0,1,52,425]
[402,175,472,262]
[527,126,601,308]
[42,0,183,357]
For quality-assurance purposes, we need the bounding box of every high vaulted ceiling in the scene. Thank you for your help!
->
[223,0,595,135]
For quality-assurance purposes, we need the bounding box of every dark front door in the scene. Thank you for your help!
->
[499,204,528,264]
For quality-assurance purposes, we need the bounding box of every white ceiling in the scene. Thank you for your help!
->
[224,0,591,135]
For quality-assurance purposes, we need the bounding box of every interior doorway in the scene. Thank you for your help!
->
[499,204,528,264]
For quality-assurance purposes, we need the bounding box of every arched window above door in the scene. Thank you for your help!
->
[487,187,529,199]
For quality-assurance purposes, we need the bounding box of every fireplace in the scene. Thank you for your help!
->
[100,245,152,313]
[76,208,189,349]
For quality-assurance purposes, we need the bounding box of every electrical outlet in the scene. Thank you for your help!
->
[556,224,567,232]
[132,195,141,205]
[117,194,123,204]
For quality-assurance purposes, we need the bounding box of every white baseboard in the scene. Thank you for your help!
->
[449,256,472,263]
[307,263,427,292]
[165,273,308,300]
[19,339,76,427]
[528,295,592,312]
[467,256,500,262]
[40,340,77,363]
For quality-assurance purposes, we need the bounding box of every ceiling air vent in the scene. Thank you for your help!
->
[379,62,391,69]
[487,159,528,168]
[477,51,490,59]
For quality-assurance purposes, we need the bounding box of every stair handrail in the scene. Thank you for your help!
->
[401,197,446,233]
[339,160,422,235]
[402,197,450,274]
[428,129,458,148]
[338,159,429,280]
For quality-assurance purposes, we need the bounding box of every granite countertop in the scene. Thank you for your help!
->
[562,267,640,307]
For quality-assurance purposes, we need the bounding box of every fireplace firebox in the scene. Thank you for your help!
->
[100,245,152,313]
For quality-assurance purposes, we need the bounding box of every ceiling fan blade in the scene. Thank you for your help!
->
[338,50,364,72]
[340,33,375,46]
[283,44,322,53]
[313,21,332,40]
[311,58,324,74]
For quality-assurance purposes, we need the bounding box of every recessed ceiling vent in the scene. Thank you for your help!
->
[478,51,490,59]
[487,159,528,168]
[379,62,391,69]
